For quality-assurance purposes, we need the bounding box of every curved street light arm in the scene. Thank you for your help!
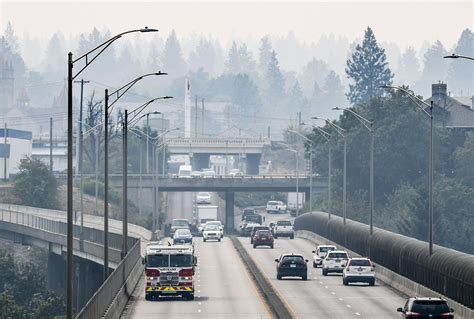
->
[380,85,432,118]
[128,96,172,123]
[302,123,331,141]
[108,72,168,110]
[72,27,158,80]
[443,53,474,61]
[333,107,373,132]
[312,117,345,137]
[288,129,311,143]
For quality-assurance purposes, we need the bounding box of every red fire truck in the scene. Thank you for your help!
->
[144,243,197,301]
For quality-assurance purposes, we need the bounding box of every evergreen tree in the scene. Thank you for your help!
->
[258,35,273,76]
[42,32,66,78]
[345,26,394,105]
[264,50,285,106]
[396,46,420,86]
[225,41,240,74]
[4,21,19,53]
[237,43,256,74]
[189,38,223,76]
[162,30,186,78]
[416,40,448,96]
[288,80,310,118]
[447,28,474,95]
[321,71,346,117]
[298,58,330,97]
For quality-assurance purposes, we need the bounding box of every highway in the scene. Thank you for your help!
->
[237,211,406,319]
[124,192,270,319]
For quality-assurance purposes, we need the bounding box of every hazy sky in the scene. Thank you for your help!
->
[1,0,472,50]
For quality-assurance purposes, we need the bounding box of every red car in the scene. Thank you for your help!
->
[253,229,274,248]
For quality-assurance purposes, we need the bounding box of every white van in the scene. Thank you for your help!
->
[178,165,192,178]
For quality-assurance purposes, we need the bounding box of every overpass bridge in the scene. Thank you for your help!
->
[0,204,151,318]
[109,174,327,230]
[166,137,270,174]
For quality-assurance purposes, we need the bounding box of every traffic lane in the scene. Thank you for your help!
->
[237,236,347,319]
[198,236,270,318]
[128,238,269,319]
[166,192,194,223]
[280,237,404,317]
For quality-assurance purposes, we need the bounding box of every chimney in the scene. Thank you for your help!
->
[432,82,447,106]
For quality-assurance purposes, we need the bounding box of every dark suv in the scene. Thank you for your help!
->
[241,208,257,221]
[275,254,308,280]
[253,229,274,248]
[397,297,454,319]
[250,225,270,244]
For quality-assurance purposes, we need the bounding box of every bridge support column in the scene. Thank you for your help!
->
[47,248,66,297]
[192,153,210,171]
[225,190,234,233]
[246,154,261,175]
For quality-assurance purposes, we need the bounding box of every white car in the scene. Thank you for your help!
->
[312,245,337,267]
[229,169,242,176]
[273,220,294,239]
[205,220,224,238]
[266,201,287,214]
[203,225,222,242]
[196,192,211,204]
[342,257,375,286]
[321,250,349,276]
[201,169,216,178]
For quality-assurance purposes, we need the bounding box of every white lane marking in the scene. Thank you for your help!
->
[198,309,202,313]
[198,302,202,305]
[338,298,343,301]
[346,304,352,308]
[355,312,361,316]
[313,277,318,279]
[319,281,323,284]
[325,286,328,289]
[331,292,335,295]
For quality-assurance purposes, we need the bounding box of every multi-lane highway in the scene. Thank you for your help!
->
[125,192,405,318]
[124,192,270,319]
[237,212,405,319]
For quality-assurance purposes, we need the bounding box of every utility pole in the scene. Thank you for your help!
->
[195,95,198,137]
[3,123,7,181]
[49,117,53,171]
[146,113,150,174]
[74,79,89,247]
[201,98,205,136]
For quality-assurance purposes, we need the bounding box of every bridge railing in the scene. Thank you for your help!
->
[77,239,141,319]
[0,208,134,250]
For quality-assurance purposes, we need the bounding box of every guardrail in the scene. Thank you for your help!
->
[77,239,141,319]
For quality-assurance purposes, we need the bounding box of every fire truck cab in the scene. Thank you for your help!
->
[144,243,197,301]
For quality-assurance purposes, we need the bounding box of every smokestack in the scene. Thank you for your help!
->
[184,79,191,138]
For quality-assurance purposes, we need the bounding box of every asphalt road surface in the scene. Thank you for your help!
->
[237,215,405,319]
[125,192,270,319]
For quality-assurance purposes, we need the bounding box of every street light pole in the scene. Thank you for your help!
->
[313,117,346,223]
[122,109,128,259]
[332,107,375,234]
[381,85,434,255]
[103,89,109,279]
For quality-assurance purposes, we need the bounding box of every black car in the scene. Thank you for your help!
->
[253,229,274,248]
[275,253,308,280]
[241,208,257,221]
[250,225,270,244]
[397,297,454,319]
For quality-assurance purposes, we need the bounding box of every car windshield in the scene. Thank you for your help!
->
[198,192,209,197]
[147,254,169,267]
[253,227,268,232]
[349,259,371,266]
[206,221,221,226]
[256,230,270,236]
[268,201,279,205]
[169,254,193,267]
[243,209,254,214]
[245,215,262,223]
[411,301,450,314]
[175,229,191,236]
[200,218,215,224]
[277,221,291,226]
[205,225,219,231]
[327,252,348,259]
[319,247,335,253]
[282,256,304,264]
[172,220,189,227]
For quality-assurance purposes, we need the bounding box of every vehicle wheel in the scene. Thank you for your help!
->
[290,235,294,239]
[145,294,152,301]
[313,262,317,268]
[369,279,375,286]
[203,238,206,242]
[277,275,282,280]
[218,238,221,242]
[322,269,328,276]
[271,244,274,249]
[302,275,307,281]
[253,244,256,248]
[186,293,194,301]
[274,235,278,239]
[343,278,348,286]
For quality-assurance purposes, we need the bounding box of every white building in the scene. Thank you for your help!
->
[0,128,33,179]
[31,142,67,173]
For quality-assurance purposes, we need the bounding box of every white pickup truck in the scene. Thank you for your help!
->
[273,220,294,239]
[266,201,287,214]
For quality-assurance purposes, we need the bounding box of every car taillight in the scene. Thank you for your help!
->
[439,313,453,319]
[405,312,422,318]
[179,269,193,277]
[146,269,160,277]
